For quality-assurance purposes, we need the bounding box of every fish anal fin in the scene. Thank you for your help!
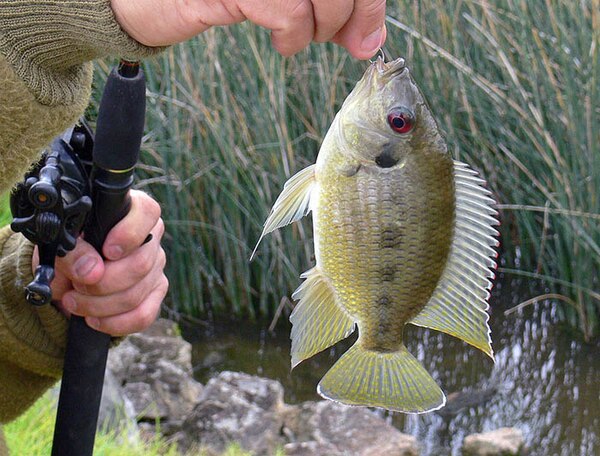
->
[251,165,316,260]
[290,267,355,368]
[318,343,445,413]
[410,161,498,359]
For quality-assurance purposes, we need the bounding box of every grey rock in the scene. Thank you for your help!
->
[98,370,140,443]
[180,371,287,455]
[283,440,342,456]
[463,427,525,456]
[284,401,419,456]
[106,318,203,424]
[122,381,165,419]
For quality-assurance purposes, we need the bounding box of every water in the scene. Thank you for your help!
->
[184,277,600,456]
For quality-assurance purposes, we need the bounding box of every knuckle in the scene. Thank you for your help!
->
[288,0,312,20]
[138,300,159,330]
[154,218,166,240]
[132,251,154,278]
[146,197,162,221]
[276,0,311,30]
[360,0,386,18]
[158,248,167,270]
[133,189,162,221]
[159,275,169,295]
[122,286,141,312]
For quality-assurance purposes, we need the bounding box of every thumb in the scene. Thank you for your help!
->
[53,238,105,287]
[332,0,387,60]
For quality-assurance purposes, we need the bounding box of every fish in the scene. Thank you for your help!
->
[252,56,499,413]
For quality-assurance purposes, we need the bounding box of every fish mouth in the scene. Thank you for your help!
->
[374,56,407,78]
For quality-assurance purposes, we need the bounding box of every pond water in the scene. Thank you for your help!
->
[184,276,599,456]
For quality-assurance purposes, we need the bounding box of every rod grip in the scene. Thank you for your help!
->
[51,63,145,456]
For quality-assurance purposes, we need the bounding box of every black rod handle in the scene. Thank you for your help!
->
[51,62,146,456]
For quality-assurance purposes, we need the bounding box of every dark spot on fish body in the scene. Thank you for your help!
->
[375,297,393,342]
[377,295,392,307]
[378,265,397,282]
[380,225,404,249]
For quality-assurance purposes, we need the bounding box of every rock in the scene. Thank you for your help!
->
[180,371,287,455]
[283,401,419,456]
[283,441,341,456]
[463,427,525,456]
[106,318,203,424]
[98,370,140,442]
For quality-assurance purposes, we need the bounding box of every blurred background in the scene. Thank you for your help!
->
[5,1,597,455]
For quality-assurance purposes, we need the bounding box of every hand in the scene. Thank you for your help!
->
[33,190,168,336]
[112,0,387,59]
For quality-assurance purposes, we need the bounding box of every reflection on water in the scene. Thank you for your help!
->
[184,277,599,456]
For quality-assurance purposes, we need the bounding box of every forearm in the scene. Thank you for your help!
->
[0,0,159,194]
[0,1,160,422]
[0,226,66,422]
[0,0,158,106]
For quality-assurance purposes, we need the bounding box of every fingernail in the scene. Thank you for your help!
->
[361,27,384,53]
[107,245,124,260]
[87,317,100,330]
[74,255,98,278]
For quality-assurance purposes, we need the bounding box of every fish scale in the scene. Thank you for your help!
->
[254,56,499,413]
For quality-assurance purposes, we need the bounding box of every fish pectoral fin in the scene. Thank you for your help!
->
[318,343,446,413]
[250,164,316,261]
[410,161,499,359]
[290,267,355,368]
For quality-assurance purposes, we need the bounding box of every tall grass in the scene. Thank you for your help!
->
[95,35,365,320]
[384,0,599,340]
[91,1,598,338]
[4,391,181,456]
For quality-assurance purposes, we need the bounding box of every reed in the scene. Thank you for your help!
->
[384,0,599,340]
[89,0,598,338]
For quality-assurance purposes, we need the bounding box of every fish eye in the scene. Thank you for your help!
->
[387,107,415,134]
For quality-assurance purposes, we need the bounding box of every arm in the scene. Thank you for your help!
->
[0,0,159,423]
[0,0,388,424]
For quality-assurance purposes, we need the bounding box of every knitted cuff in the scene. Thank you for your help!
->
[0,0,160,106]
[0,228,66,374]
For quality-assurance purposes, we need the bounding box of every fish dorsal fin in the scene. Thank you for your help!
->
[250,165,316,260]
[290,267,355,368]
[410,161,499,358]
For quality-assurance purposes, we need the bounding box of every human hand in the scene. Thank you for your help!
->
[112,0,387,59]
[33,190,168,336]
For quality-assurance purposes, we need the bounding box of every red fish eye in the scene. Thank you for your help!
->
[387,108,415,134]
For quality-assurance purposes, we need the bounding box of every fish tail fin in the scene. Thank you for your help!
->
[318,343,445,413]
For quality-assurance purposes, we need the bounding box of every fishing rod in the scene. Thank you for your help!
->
[11,59,146,455]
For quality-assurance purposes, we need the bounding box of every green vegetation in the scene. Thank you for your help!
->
[5,390,277,455]
[4,391,180,455]
[87,0,596,339]
[0,193,11,227]
[385,0,599,340]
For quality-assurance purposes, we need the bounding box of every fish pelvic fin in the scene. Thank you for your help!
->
[290,267,355,368]
[250,164,316,261]
[410,161,499,359]
[318,343,445,413]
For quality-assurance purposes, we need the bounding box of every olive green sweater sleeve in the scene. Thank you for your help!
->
[0,0,161,442]
[0,226,66,422]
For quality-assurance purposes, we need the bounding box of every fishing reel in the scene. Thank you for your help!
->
[10,121,94,305]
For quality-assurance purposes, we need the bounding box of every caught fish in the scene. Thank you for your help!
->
[253,57,499,413]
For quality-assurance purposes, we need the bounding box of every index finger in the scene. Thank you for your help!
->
[332,0,387,59]
[102,190,162,260]
[311,0,353,43]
